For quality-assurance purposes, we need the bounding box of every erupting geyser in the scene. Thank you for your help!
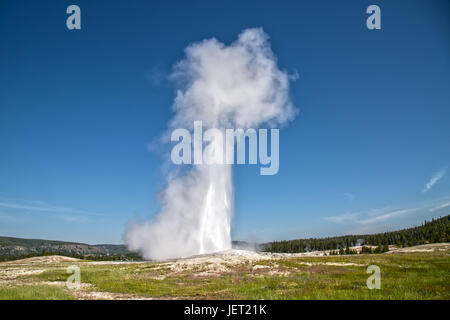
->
[125,28,297,260]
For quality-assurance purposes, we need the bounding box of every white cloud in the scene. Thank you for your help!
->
[429,201,450,212]
[422,167,447,193]
[0,199,106,222]
[324,197,450,227]
[357,208,419,225]
[324,212,358,223]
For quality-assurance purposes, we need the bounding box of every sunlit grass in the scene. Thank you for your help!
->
[0,285,75,300]
[17,250,450,300]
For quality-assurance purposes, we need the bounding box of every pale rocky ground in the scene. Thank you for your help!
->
[384,242,450,253]
[1,243,448,300]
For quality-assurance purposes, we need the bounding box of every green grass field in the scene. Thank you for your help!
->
[1,245,449,300]
[0,285,75,300]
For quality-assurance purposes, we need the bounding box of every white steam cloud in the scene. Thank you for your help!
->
[125,28,297,260]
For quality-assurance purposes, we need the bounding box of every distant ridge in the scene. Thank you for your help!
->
[0,236,140,261]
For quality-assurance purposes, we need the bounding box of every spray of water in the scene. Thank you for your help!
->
[125,28,296,260]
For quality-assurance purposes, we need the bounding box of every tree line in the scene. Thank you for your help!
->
[0,249,142,262]
[262,215,449,254]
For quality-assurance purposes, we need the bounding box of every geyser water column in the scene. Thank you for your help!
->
[125,28,297,260]
[198,164,232,254]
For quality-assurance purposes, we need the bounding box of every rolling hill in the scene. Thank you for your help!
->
[0,236,139,261]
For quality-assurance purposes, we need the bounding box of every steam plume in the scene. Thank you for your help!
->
[125,28,296,260]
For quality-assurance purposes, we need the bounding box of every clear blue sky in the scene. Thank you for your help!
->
[0,0,449,244]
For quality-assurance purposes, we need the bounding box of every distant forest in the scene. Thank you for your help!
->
[261,215,450,253]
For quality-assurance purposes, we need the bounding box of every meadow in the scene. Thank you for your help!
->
[0,243,448,300]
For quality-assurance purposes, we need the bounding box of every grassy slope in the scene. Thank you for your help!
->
[3,249,444,300]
